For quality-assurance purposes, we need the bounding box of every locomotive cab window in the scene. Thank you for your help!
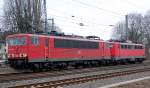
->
[7,37,26,46]
[30,36,39,45]
[20,37,26,45]
[6,38,15,45]
[121,45,124,49]
[121,45,127,49]
[139,46,143,49]
[135,45,143,49]
[106,43,112,48]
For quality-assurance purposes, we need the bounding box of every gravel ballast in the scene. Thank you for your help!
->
[1,66,150,88]
[1,60,150,88]
[64,71,150,88]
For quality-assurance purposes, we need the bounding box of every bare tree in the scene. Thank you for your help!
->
[142,11,150,58]
[3,0,44,33]
[112,12,150,58]
[143,11,150,43]
[112,21,126,40]
[127,13,144,43]
[112,13,144,43]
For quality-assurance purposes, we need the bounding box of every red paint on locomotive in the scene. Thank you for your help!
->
[6,33,145,69]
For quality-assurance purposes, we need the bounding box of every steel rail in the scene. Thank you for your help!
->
[0,61,150,83]
[10,67,150,88]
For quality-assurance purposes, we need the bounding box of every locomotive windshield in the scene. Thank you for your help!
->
[7,37,26,46]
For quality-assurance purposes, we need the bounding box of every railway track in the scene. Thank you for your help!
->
[10,67,150,88]
[0,61,150,83]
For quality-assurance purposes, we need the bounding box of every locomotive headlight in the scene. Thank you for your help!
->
[18,53,27,57]
[11,54,14,58]
[23,53,27,57]
[7,54,10,58]
[19,53,23,57]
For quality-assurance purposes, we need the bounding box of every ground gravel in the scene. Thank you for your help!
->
[0,65,19,74]
[0,60,150,88]
[112,79,150,88]
[0,65,150,88]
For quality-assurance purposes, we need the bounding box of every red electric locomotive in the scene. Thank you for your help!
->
[6,33,145,70]
[110,42,145,63]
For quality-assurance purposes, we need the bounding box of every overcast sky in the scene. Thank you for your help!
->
[47,0,150,40]
[0,0,150,40]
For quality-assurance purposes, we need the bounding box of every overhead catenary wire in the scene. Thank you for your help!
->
[119,0,143,9]
[53,17,84,26]
[50,17,113,33]
[56,23,87,30]
[46,16,113,34]
[49,10,115,26]
[71,0,124,17]
[56,23,112,38]
[48,13,115,27]
[45,0,124,28]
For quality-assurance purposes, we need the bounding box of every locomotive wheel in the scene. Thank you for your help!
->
[30,63,40,72]
[135,58,144,63]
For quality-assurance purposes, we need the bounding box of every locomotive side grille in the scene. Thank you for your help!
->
[54,38,99,49]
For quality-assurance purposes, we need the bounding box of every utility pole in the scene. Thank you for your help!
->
[43,0,47,33]
[51,18,54,31]
[48,18,54,32]
[125,15,128,40]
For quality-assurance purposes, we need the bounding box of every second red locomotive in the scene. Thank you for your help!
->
[6,33,145,70]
